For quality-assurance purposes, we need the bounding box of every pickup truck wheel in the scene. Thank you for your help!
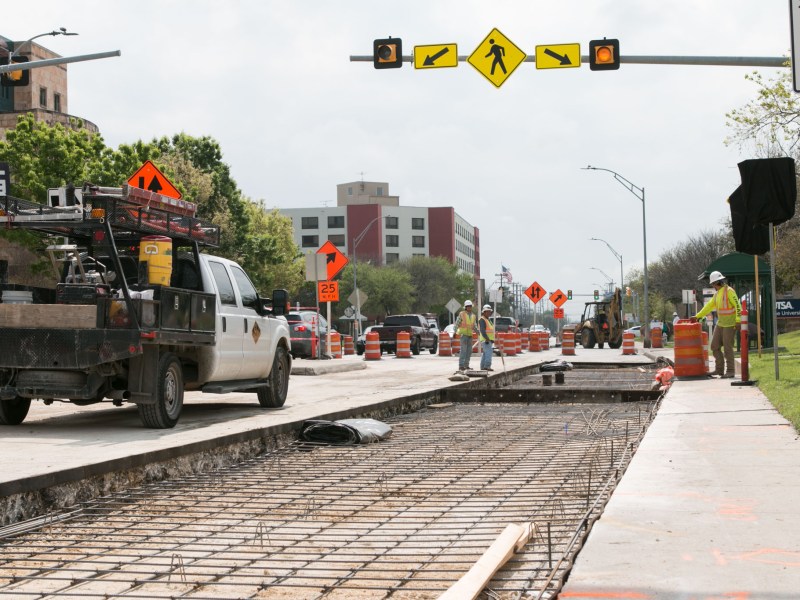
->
[411,338,421,355]
[138,353,183,429]
[258,346,289,408]
[429,338,438,354]
[0,397,31,425]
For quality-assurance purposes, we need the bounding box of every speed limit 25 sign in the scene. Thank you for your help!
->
[318,281,339,302]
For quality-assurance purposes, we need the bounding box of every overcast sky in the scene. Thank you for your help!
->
[5,1,790,318]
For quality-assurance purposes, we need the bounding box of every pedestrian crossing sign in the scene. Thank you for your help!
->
[468,28,527,88]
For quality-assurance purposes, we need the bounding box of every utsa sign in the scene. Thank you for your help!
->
[776,299,800,318]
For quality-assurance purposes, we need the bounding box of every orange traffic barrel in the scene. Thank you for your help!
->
[702,330,709,374]
[521,331,529,351]
[529,331,541,352]
[343,335,354,356]
[673,319,705,377]
[515,332,522,354]
[561,330,575,355]
[396,331,412,358]
[622,331,636,355]
[505,332,517,356]
[438,332,452,357]
[495,332,504,355]
[537,331,546,350]
[330,331,342,359]
[651,327,663,349]
[451,332,461,354]
[364,331,381,361]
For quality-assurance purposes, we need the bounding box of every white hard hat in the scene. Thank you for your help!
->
[673,311,678,316]
[482,304,492,311]
[464,300,473,307]
[709,270,726,283]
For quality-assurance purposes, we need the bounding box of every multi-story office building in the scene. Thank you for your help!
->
[281,181,480,279]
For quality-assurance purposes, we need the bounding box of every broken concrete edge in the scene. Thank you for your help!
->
[291,361,368,376]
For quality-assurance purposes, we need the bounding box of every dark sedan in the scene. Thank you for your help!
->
[286,310,328,358]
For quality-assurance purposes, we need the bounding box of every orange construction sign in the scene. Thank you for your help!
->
[128,160,182,200]
[317,241,349,280]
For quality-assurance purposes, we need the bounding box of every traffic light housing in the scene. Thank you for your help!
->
[594,289,600,300]
[589,38,620,71]
[373,38,403,69]
[1,55,30,87]
[626,286,632,297]
[567,289,572,300]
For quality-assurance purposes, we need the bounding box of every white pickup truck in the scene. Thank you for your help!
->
[0,184,291,428]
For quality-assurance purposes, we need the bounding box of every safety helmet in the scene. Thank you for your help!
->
[709,270,726,283]
[482,304,492,312]
[464,300,473,307]
[673,311,678,316]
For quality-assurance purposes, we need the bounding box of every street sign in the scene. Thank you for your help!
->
[128,160,182,199]
[550,289,567,308]
[318,281,339,303]
[348,288,368,307]
[304,253,328,282]
[414,44,458,69]
[791,1,800,92]
[317,241,349,280]
[446,298,462,314]
[553,307,565,319]
[525,281,547,304]
[467,28,526,88]
[535,43,581,69]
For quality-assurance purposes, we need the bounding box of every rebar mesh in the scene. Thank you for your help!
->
[0,400,658,599]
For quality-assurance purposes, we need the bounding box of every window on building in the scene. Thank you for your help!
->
[301,216,318,229]
[301,235,319,248]
[39,87,47,108]
[328,234,345,247]
[386,253,400,264]
[377,186,384,196]
[412,217,425,230]
[327,215,344,228]
[347,186,353,196]
[53,93,61,113]
[385,216,398,229]
[386,235,399,247]
[412,236,425,248]
[413,253,426,257]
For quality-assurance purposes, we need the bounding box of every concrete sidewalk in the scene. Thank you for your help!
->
[560,350,800,599]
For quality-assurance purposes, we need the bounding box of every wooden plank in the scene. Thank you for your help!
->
[0,304,97,329]
[439,523,535,600]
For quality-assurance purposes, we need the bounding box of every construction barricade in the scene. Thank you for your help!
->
[515,332,522,354]
[396,331,412,358]
[521,331,529,352]
[651,327,663,349]
[438,332,452,357]
[673,319,705,377]
[702,330,709,374]
[330,332,342,359]
[561,330,575,356]
[343,335,354,356]
[622,331,636,355]
[529,331,541,352]
[451,333,461,355]
[364,331,381,361]
[505,332,517,356]
[540,331,549,350]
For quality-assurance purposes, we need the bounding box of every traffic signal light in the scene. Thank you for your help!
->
[589,38,620,71]
[1,55,30,87]
[594,289,600,300]
[626,286,632,297]
[373,38,403,69]
[567,289,572,300]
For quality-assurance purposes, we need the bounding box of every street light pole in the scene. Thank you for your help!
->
[7,28,78,61]
[590,236,624,311]
[584,166,650,346]
[351,215,389,337]
[590,267,614,293]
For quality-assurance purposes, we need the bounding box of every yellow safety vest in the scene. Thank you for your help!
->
[696,285,741,328]
[479,316,495,342]
[456,311,476,336]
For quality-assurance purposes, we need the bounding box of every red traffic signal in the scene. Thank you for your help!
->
[589,39,620,71]
[373,38,403,69]
[1,55,30,87]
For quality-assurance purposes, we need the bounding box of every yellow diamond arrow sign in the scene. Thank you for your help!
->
[468,28,526,88]
[414,43,458,69]
[535,43,581,69]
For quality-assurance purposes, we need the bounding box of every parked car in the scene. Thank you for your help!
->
[376,314,438,354]
[532,324,551,337]
[443,323,456,339]
[624,325,642,338]
[491,316,519,334]
[286,310,328,358]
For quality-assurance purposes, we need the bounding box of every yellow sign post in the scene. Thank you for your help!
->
[414,44,458,69]
[467,28,526,88]
[535,43,581,69]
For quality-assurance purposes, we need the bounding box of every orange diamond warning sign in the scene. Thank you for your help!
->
[128,160,182,200]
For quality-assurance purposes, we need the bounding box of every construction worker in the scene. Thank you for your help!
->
[479,305,495,371]
[692,270,741,378]
[454,300,477,372]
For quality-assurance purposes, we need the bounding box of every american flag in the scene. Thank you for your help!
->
[502,265,513,283]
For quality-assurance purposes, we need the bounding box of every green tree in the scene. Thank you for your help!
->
[393,256,471,314]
